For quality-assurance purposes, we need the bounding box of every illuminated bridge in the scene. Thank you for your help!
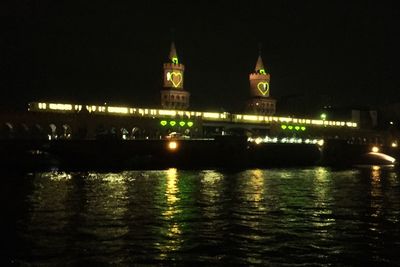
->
[0,101,362,141]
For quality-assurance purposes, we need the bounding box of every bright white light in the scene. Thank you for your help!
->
[391,142,398,148]
[371,146,379,153]
[369,152,396,163]
[317,139,324,146]
[203,112,220,119]
[168,141,178,151]
[49,103,73,111]
[255,137,263,144]
[107,107,128,114]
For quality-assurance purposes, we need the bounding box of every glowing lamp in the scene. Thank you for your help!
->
[168,141,178,151]
[255,137,263,144]
[288,126,293,130]
[371,146,379,153]
[391,142,398,148]
[317,139,324,146]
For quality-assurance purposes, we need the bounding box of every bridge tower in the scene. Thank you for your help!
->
[160,41,190,110]
[246,49,276,115]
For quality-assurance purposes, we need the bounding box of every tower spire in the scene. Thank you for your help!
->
[169,28,179,64]
[255,44,266,74]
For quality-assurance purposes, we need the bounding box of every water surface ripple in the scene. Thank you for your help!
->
[7,167,400,266]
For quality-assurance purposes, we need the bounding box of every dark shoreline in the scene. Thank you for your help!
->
[1,138,398,171]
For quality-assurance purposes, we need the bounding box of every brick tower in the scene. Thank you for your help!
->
[160,42,190,109]
[246,50,276,115]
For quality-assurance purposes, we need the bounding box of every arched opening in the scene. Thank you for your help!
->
[17,123,30,139]
[131,127,140,139]
[120,128,129,140]
[32,124,46,139]
[1,122,14,139]
[48,124,57,140]
[61,124,72,139]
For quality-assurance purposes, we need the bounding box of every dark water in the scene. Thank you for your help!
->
[5,166,400,266]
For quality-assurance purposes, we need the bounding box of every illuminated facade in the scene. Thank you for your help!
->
[247,52,276,115]
[161,42,190,110]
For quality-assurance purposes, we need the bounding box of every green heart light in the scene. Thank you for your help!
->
[257,82,269,96]
[170,120,176,126]
[295,126,300,131]
[288,125,293,130]
[167,71,182,87]
[160,120,167,126]
[187,121,193,127]
[281,125,287,130]
[301,126,306,131]
[179,121,185,127]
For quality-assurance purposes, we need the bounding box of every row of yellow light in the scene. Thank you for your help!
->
[248,136,325,146]
[31,102,358,128]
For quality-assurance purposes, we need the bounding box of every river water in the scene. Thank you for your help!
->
[6,166,400,266]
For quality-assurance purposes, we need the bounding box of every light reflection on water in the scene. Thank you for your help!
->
[8,167,400,265]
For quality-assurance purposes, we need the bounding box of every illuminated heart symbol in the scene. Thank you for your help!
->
[257,82,269,96]
[169,72,182,88]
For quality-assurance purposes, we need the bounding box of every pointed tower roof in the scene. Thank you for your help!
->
[169,42,179,64]
[255,43,267,74]
[255,55,265,73]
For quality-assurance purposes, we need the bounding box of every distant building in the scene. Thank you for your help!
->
[246,51,276,115]
[160,42,190,110]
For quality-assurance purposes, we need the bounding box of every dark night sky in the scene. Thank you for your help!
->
[3,1,400,114]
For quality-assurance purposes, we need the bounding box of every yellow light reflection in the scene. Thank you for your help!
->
[248,169,264,205]
[370,166,383,219]
[158,168,182,259]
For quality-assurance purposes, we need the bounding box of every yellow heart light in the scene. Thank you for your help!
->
[257,82,269,96]
[167,72,182,88]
